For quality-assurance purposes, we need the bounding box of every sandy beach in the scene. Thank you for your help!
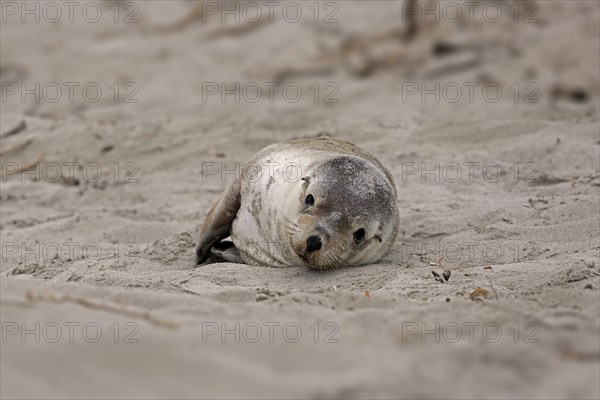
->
[1,1,599,398]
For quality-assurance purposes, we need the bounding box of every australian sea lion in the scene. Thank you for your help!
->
[196,137,399,270]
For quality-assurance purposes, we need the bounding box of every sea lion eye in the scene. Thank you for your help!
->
[353,228,365,243]
[305,194,315,206]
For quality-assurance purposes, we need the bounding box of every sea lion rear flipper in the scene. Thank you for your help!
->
[209,240,245,264]
[195,180,241,265]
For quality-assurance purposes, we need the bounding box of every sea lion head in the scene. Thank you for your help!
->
[285,155,399,270]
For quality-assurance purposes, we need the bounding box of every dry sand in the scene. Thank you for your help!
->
[1,1,599,398]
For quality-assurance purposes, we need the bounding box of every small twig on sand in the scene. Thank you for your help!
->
[487,277,499,301]
[265,24,412,80]
[154,3,204,33]
[206,17,268,39]
[0,138,33,157]
[311,26,405,65]
[25,291,178,329]
[0,298,34,308]
[268,64,335,82]
[404,0,419,42]
[561,350,600,362]
[0,120,26,139]
[0,155,43,177]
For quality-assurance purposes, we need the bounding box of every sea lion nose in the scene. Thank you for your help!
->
[306,235,322,253]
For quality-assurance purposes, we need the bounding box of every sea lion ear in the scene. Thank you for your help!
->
[302,166,319,184]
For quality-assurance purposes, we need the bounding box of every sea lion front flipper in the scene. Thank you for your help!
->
[195,180,241,265]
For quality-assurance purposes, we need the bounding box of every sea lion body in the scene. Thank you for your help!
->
[196,137,399,269]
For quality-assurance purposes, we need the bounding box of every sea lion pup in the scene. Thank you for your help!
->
[196,137,399,269]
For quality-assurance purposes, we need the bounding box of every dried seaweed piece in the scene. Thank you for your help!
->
[431,270,444,283]
[0,138,33,157]
[443,270,451,282]
[0,155,43,177]
[469,287,489,301]
[256,293,269,301]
